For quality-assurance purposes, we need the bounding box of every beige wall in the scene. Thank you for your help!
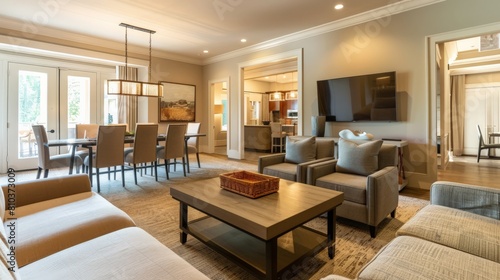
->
[201,0,500,189]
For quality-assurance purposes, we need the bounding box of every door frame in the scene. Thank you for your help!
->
[232,49,303,160]
[208,77,230,154]
[0,52,116,173]
[7,63,59,171]
[427,22,500,180]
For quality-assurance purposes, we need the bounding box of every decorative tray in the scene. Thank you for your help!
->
[219,171,280,198]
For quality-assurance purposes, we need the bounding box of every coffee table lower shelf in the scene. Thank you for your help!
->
[182,216,331,279]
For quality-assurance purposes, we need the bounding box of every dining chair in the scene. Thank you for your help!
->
[270,122,286,153]
[157,124,187,179]
[32,124,83,179]
[84,124,126,192]
[75,123,99,171]
[124,123,159,185]
[476,124,500,162]
[186,122,201,168]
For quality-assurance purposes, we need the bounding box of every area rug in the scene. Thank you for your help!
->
[1,154,429,279]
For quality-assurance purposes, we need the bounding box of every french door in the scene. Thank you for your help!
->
[7,63,97,171]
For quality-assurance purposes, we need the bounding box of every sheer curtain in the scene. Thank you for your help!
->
[450,75,466,156]
[117,66,138,132]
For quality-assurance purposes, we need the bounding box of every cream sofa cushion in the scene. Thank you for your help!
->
[397,204,500,263]
[357,236,500,280]
[10,192,135,267]
[20,227,209,280]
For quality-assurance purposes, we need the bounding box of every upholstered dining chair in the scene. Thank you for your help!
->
[157,124,187,179]
[83,124,126,192]
[124,123,159,185]
[32,124,83,179]
[186,122,201,168]
[476,124,500,162]
[75,123,99,172]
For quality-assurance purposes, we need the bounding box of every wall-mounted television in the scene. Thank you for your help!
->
[317,71,398,122]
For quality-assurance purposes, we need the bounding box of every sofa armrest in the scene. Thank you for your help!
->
[258,153,286,173]
[306,159,338,185]
[2,174,91,209]
[296,157,335,183]
[430,181,500,219]
[366,166,399,225]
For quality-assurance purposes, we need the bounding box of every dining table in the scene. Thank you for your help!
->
[46,133,206,186]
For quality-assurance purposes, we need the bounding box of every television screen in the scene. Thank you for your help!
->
[317,71,398,122]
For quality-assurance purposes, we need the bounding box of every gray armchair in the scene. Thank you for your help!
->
[258,136,335,183]
[307,138,398,237]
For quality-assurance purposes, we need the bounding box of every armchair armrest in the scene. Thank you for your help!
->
[430,181,500,220]
[306,159,338,185]
[2,174,91,209]
[296,157,335,183]
[258,153,286,173]
[366,166,399,225]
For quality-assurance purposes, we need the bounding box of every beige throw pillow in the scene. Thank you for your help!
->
[337,138,383,176]
[285,136,317,164]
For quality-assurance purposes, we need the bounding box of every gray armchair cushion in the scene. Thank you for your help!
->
[285,136,316,164]
[337,139,383,176]
[316,172,367,204]
[262,163,298,182]
[316,138,335,159]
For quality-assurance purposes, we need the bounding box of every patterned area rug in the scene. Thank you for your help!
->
[2,154,429,279]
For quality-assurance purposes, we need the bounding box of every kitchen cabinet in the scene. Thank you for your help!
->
[267,91,298,120]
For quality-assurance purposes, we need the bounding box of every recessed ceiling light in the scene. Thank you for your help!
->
[334,4,344,10]
[203,50,209,53]
[241,38,247,43]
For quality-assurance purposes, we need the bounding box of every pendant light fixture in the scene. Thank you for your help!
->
[269,74,283,101]
[107,23,163,97]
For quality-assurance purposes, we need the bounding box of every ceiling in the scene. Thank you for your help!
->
[448,34,500,75]
[1,0,440,64]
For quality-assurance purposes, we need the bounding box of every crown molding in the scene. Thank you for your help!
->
[203,0,445,65]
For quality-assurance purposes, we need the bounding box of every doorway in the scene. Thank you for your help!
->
[209,79,229,156]
[7,63,97,171]
[431,23,500,177]
[233,49,303,160]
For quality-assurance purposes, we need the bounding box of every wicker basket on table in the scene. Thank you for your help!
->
[219,170,280,198]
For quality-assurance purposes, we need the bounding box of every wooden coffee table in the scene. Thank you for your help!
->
[169,177,344,279]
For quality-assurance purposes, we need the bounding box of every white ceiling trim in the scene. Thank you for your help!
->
[203,0,446,65]
[0,34,147,67]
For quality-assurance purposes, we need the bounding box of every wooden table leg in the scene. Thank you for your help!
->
[327,208,336,259]
[180,202,188,244]
[265,238,278,280]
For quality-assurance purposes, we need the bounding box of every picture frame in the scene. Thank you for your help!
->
[159,82,196,122]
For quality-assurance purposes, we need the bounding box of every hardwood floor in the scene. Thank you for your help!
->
[437,155,500,189]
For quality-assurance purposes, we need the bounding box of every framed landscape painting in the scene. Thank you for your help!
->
[159,82,196,122]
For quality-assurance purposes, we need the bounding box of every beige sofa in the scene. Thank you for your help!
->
[1,174,208,280]
[322,181,500,280]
